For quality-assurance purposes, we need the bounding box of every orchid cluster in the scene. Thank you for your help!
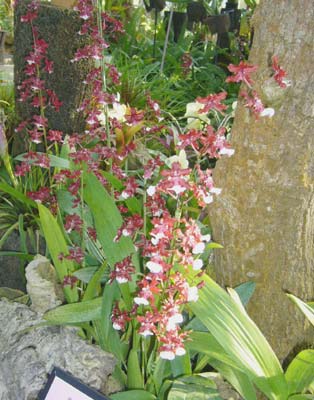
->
[11,0,288,369]
[226,58,289,118]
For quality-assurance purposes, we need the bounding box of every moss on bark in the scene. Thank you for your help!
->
[14,1,92,138]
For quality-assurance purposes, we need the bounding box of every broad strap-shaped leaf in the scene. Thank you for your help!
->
[187,331,242,371]
[288,395,314,400]
[38,204,78,303]
[209,359,257,400]
[110,390,156,400]
[83,171,135,267]
[167,374,222,400]
[170,351,192,378]
[287,294,314,327]
[127,349,144,389]
[189,275,288,400]
[187,332,256,400]
[43,296,102,324]
[285,349,314,395]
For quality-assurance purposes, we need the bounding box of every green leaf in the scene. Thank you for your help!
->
[170,351,192,378]
[102,171,124,190]
[189,275,288,400]
[15,153,70,169]
[48,154,71,169]
[206,242,223,249]
[0,181,36,207]
[110,390,156,400]
[83,262,108,301]
[0,221,18,249]
[43,296,102,324]
[0,251,34,261]
[288,396,314,400]
[152,358,171,394]
[93,281,125,361]
[56,189,77,215]
[187,332,256,399]
[125,197,142,215]
[167,374,222,400]
[83,171,135,267]
[209,360,257,400]
[287,294,314,327]
[38,204,78,303]
[127,349,144,389]
[234,281,256,307]
[285,349,314,395]
[73,266,109,284]
[187,331,243,371]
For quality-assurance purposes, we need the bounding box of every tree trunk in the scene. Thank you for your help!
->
[210,0,314,363]
[14,1,91,137]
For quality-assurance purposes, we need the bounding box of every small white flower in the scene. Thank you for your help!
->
[187,286,199,302]
[193,259,203,270]
[147,186,156,196]
[134,297,149,306]
[121,191,129,199]
[220,147,235,157]
[203,194,213,204]
[166,313,183,331]
[116,277,129,284]
[192,242,205,254]
[146,261,163,273]
[113,322,122,330]
[169,185,187,196]
[160,351,175,360]
[140,329,154,337]
[260,107,275,118]
[201,234,211,242]
[151,232,164,245]
[211,187,222,195]
[175,347,186,356]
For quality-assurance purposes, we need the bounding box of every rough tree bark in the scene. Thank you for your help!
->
[14,1,91,136]
[210,0,314,362]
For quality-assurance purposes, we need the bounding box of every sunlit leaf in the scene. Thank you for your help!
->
[287,294,314,327]
[189,275,288,400]
[285,350,314,395]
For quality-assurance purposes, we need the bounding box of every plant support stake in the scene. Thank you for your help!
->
[160,7,173,74]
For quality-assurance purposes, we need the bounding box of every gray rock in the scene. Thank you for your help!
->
[0,299,116,400]
[25,255,64,314]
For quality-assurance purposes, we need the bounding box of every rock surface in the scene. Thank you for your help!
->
[0,299,116,400]
[25,255,64,314]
